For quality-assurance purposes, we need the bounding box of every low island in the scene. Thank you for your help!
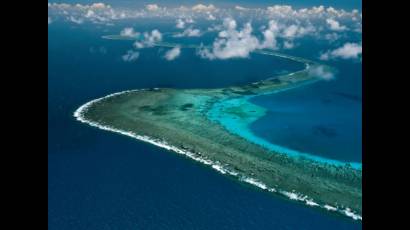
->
[74,43,362,220]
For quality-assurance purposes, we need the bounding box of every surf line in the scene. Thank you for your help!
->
[101,35,362,170]
[73,89,362,221]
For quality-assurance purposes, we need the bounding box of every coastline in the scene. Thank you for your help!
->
[73,89,362,221]
[73,45,361,220]
[207,93,362,170]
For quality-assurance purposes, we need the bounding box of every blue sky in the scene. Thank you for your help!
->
[49,0,361,10]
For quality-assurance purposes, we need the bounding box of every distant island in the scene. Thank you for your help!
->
[74,43,362,221]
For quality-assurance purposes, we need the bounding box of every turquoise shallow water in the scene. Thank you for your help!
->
[207,90,362,170]
[206,50,361,169]
[49,19,361,229]
[249,61,362,164]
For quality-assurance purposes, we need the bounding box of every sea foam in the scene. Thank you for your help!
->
[74,89,362,221]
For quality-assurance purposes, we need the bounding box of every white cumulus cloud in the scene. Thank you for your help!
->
[175,17,195,29]
[122,50,140,62]
[326,18,347,31]
[281,23,316,39]
[198,18,260,60]
[89,3,110,10]
[198,18,282,60]
[164,47,181,61]
[320,42,362,60]
[68,16,84,24]
[283,41,295,49]
[134,29,162,48]
[308,65,335,80]
[235,5,248,11]
[267,5,295,16]
[198,18,317,59]
[192,4,217,12]
[206,13,216,21]
[146,4,159,11]
[174,27,201,37]
[48,3,361,32]
[282,24,299,38]
[185,17,194,23]
[120,27,139,38]
[260,20,279,49]
[176,18,185,29]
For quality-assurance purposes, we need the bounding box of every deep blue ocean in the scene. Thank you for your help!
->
[48,20,361,229]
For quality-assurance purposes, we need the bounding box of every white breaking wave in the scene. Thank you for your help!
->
[343,208,362,221]
[324,204,338,211]
[305,199,320,207]
[73,89,362,221]
[241,177,268,190]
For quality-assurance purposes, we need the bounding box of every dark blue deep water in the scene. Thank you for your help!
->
[250,61,362,163]
[48,21,361,229]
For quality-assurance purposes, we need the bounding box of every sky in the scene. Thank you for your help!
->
[48,0,362,63]
[48,0,361,10]
[48,0,362,60]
